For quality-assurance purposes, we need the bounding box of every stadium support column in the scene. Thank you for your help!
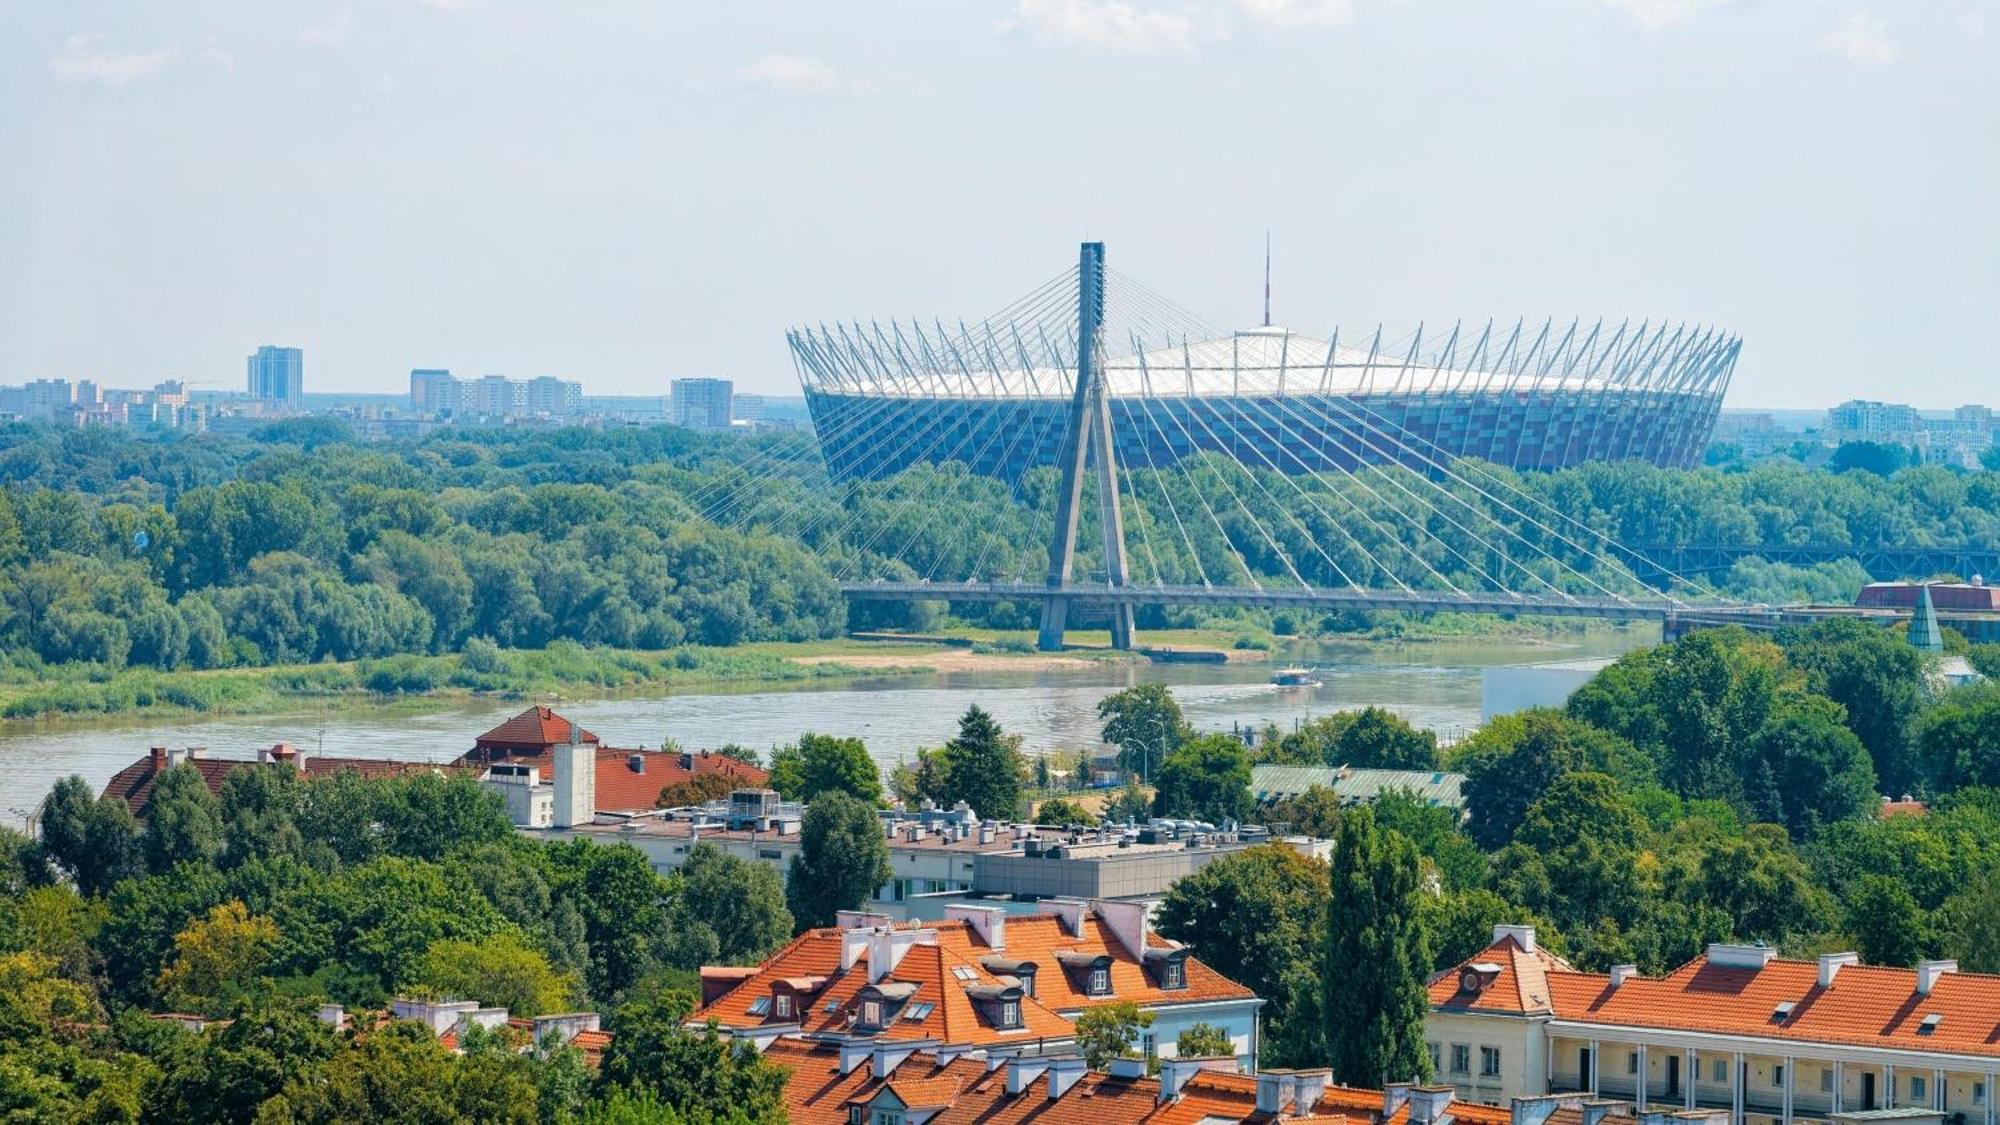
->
[1038,241,1136,651]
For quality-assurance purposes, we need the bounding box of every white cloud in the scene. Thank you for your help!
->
[1236,0,1354,30]
[1011,0,1200,55]
[1599,0,1727,31]
[737,53,850,94]
[301,5,352,47]
[1820,12,1900,65]
[47,34,178,85]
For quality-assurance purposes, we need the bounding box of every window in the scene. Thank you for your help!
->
[1629,1053,1639,1076]
[1480,1047,1502,1078]
[1973,1081,1986,1106]
[999,1001,1020,1029]
[1910,1076,1926,1102]
[872,1111,905,1125]
[1162,962,1185,989]
[904,1002,934,1022]
[1712,1060,1727,1084]
[1451,1045,1471,1075]
[1141,1032,1156,1059]
[1821,1069,1835,1093]
[862,1001,882,1026]
[746,996,770,1016]
[825,1000,843,1014]
[952,967,978,982]
[1090,967,1110,995]
[1427,1042,1442,1072]
[847,1108,863,1125]
[1773,1065,1785,1089]
[774,995,793,1020]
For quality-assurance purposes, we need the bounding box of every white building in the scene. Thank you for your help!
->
[1428,926,2000,1125]
[672,377,733,430]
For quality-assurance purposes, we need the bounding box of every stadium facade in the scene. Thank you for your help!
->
[791,289,1738,485]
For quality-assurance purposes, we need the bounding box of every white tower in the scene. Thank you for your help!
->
[553,722,596,829]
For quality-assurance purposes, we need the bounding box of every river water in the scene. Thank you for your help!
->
[0,632,1646,824]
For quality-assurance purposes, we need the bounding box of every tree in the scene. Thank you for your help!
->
[1097,684,1189,780]
[1155,844,1325,1065]
[888,747,951,808]
[1262,785,1342,838]
[1939,868,2000,973]
[36,775,142,896]
[1152,734,1252,824]
[143,763,225,874]
[938,704,1024,820]
[1320,707,1438,770]
[1102,781,1152,825]
[1074,1001,1154,1070]
[672,843,791,965]
[1176,1021,1235,1059]
[1455,709,1647,850]
[1323,807,1432,1088]
[656,772,737,809]
[785,792,891,929]
[1034,797,1096,826]
[598,990,790,1123]
[411,932,582,1018]
[1846,875,1931,967]
[142,998,339,1124]
[1781,617,1925,795]
[1493,773,1649,935]
[156,901,280,1015]
[1917,684,2000,793]
[787,733,881,803]
[256,1019,541,1123]
[1745,698,1878,839]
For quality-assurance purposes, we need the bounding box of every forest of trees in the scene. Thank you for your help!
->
[1147,618,2000,1070]
[2,767,815,1122]
[1,421,1999,691]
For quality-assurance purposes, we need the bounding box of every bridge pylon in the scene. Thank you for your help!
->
[1037,241,1136,652]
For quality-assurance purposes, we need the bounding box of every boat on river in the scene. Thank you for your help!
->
[1270,666,1321,688]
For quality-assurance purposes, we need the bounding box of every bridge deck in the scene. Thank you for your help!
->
[841,580,1702,622]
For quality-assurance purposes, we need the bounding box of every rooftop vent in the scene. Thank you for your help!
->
[1917,1013,1942,1036]
[1770,1000,1795,1024]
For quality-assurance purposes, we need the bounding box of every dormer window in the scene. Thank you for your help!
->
[1163,961,1184,989]
[1090,967,1110,995]
[774,994,793,1020]
[1770,1001,1795,1024]
[863,1000,882,1026]
[1143,947,1189,991]
[964,983,1025,1030]
[1918,1013,1942,1036]
[1000,1000,1021,1028]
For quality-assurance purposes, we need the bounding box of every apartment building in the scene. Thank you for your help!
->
[695,900,1265,1066]
[1428,926,2000,1125]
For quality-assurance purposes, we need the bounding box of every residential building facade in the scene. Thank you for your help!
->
[672,377,733,430]
[1429,926,2000,1125]
[247,345,304,408]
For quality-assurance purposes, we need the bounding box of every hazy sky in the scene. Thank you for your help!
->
[3,1,1995,405]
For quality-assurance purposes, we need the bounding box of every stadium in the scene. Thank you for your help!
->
[789,263,1738,484]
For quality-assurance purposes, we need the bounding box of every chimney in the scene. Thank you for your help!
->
[1006,1056,1055,1096]
[1410,1085,1458,1125]
[1107,1057,1147,1080]
[149,745,167,773]
[865,928,935,984]
[1257,1074,1288,1114]
[1047,1056,1089,1098]
[1582,1100,1623,1125]
[1492,923,1537,954]
[1706,943,1777,971]
[871,1038,935,1079]
[1609,964,1639,989]
[1511,1094,1572,1125]
[1096,899,1150,960]
[1292,1071,1331,1114]
[1917,959,1957,994]
[837,1037,875,1075]
[553,731,596,829]
[1818,952,1859,988]
[1036,898,1088,938]
[839,928,873,972]
[945,903,1006,950]
[979,825,995,845]
[1158,1057,1210,1103]
[1385,1083,1416,1118]
[316,1002,345,1028]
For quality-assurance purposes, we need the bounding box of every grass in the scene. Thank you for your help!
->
[0,641,872,723]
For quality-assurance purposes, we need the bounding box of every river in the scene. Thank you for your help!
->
[0,631,1647,824]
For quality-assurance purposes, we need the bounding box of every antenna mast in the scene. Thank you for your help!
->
[1263,230,1272,328]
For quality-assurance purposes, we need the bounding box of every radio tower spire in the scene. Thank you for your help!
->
[1263,230,1272,328]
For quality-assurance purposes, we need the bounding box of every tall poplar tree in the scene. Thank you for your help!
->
[1323,806,1433,1087]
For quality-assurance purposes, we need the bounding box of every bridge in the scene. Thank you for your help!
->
[695,242,1871,651]
[1626,543,2000,585]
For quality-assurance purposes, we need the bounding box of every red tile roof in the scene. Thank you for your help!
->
[1436,936,2000,1060]
[471,706,598,754]
[930,914,1257,1011]
[100,750,445,818]
[1426,935,1571,1017]
[465,744,769,813]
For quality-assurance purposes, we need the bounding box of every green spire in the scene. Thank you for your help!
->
[1908,583,1943,653]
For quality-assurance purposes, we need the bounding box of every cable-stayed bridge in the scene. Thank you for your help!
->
[692,242,1775,650]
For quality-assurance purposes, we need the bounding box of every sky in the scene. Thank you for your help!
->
[1,1,1995,406]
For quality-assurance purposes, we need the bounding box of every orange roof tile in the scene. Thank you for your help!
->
[1427,935,1571,1016]
[930,914,1258,1011]
[464,744,768,812]
[1540,955,2000,1059]
[472,706,598,753]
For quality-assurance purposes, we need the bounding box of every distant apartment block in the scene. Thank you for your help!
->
[246,345,304,409]
[406,369,582,420]
[672,377,733,430]
[1823,399,1996,469]
[0,378,203,430]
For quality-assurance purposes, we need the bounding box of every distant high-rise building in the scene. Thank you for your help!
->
[1827,399,1920,442]
[468,374,525,416]
[525,375,582,417]
[246,345,304,409]
[673,377,733,431]
[732,393,765,422]
[410,369,458,416]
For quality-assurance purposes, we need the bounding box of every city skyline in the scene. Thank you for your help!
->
[3,2,1996,405]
